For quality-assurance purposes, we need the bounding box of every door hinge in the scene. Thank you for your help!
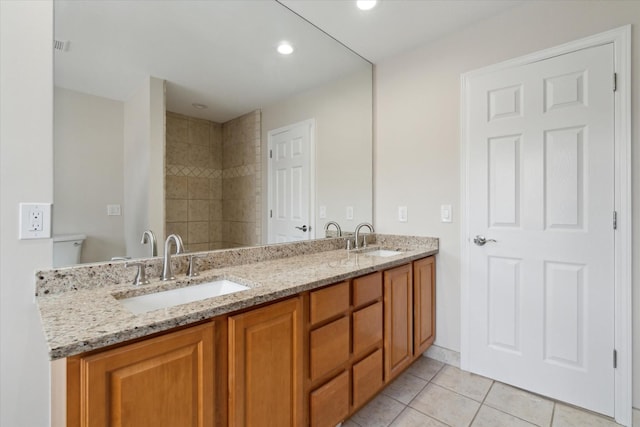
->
[613,211,617,230]
[269,209,272,218]
[269,149,272,159]
[613,73,617,92]
[613,349,617,368]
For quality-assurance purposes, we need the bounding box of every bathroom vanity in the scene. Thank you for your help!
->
[37,235,437,426]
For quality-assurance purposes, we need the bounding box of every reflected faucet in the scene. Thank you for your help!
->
[324,221,342,237]
[141,230,157,257]
[161,234,185,281]
[354,222,374,249]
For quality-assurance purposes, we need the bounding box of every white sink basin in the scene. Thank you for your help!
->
[364,249,403,257]
[119,280,250,314]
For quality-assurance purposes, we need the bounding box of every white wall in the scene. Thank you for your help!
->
[374,0,640,407]
[123,77,165,259]
[0,1,53,426]
[54,87,126,263]
[262,68,373,238]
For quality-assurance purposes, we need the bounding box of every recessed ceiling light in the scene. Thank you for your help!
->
[277,42,294,55]
[192,103,208,110]
[356,0,377,11]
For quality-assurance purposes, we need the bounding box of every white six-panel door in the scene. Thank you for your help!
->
[466,44,615,415]
[268,120,315,243]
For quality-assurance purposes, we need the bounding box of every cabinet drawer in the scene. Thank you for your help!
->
[310,316,350,381]
[352,348,383,409]
[352,272,382,308]
[309,370,349,427]
[352,301,383,356]
[310,281,350,325]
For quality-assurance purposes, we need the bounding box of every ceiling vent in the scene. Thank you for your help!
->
[53,40,70,52]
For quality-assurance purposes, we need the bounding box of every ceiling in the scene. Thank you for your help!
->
[54,0,522,123]
[280,0,524,63]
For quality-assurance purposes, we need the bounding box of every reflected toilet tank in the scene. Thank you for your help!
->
[53,234,86,267]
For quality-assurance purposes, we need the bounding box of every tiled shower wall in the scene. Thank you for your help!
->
[221,110,261,248]
[165,110,260,251]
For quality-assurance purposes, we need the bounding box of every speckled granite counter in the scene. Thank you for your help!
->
[36,234,438,360]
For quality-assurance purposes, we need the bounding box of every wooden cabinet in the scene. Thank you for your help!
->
[384,263,414,381]
[309,370,349,427]
[228,297,303,427]
[73,322,216,427]
[413,257,436,356]
[305,272,385,426]
[383,257,436,382]
[64,256,435,427]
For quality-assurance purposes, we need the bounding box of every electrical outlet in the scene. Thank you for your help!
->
[19,203,52,239]
[398,206,408,222]
[346,206,354,220]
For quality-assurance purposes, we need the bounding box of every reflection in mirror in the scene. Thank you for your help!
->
[53,0,372,266]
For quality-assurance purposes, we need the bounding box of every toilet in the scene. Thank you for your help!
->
[53,234,86,267]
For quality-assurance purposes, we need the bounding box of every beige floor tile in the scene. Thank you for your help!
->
[390,407,448,427]
[350,394,406,427]
[432,365,493,402]
[341,420,361,427]
[634,408,640,427]
[409,383,480,427]
[404,356,444,382]
[552,403,621,427]
[472,405,537,427]
[382,371,428,404]
[484,383,554,427]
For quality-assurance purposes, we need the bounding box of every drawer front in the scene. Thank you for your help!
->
[352,272,382,308]
[352,301,383,356]
[309,370,349,427]
[310,281,350,325]
[352,348,383,409]
[310,316,350,381]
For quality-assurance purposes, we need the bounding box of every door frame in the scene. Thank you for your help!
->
[459,26,631,425]
[267,119,316,243]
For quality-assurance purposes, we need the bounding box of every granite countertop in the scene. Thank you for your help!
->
[36,235,438,360]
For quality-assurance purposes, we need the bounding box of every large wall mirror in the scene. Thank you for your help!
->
[53,0,373,265]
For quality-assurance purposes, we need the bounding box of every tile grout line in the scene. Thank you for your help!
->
[466,379,495,427]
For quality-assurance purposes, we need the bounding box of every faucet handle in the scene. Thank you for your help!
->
[187,254,205,278]
[125,262,149,286]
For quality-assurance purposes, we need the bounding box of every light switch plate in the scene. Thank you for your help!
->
[107,204,122,216]
[19,202,52,239]
[398,206,408,222]
[346,206,354,220]
[319,205,327,219]
[441,204,452,223]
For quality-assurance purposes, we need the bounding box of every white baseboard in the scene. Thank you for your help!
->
[422,344,460,368]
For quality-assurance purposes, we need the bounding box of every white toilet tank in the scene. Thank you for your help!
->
[53,234,86,267]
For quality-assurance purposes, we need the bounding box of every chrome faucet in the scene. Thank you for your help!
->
[141,230,157,257]
[354,222,374,249]
[161,234,185,281]
[324,221,342,237]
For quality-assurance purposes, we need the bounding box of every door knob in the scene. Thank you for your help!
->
[295,225,310,232]
[473,235,496,246]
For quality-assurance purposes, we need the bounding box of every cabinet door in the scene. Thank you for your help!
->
[228,297,303,427]
[413,257,436,356]
[384,264,413,381]
[352,301,383,357]
[352,348,383,409]
[310,316,350,381]
[80,322,215,427]
[309,370,349,427]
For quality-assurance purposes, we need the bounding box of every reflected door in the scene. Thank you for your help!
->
[268,120,315,243]
[466,44,615,415]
